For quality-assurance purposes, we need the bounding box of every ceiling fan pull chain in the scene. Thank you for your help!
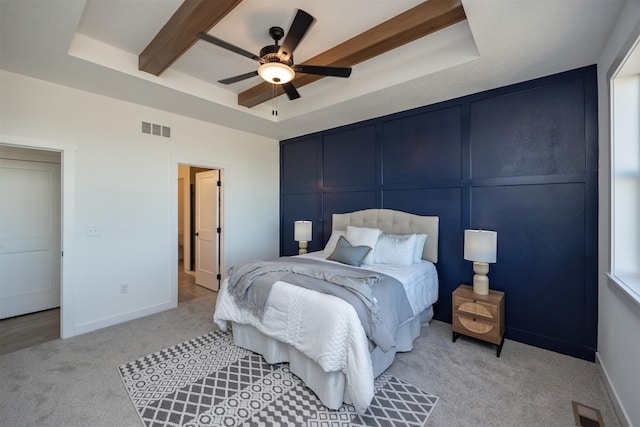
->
[272,84,278,116]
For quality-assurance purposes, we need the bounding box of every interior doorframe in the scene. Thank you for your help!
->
[171,157,226,303]
[0,134,76,339]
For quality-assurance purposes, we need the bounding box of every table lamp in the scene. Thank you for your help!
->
[464,229,497,295]
[294,220,312,255]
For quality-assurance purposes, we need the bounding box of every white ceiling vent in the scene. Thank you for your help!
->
[141,121,170,138]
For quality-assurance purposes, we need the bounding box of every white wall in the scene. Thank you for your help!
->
[0,70,280,338]
[596,1,640,426]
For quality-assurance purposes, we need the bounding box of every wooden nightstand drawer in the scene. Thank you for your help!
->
[452,284,505,356]
[453,294,500,322]
[453,312,502,344]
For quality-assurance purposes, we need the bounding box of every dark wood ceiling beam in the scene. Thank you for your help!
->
[238,0,466,108]
[139,0,243,76]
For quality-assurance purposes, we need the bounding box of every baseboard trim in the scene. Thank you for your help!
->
[504,326,596,361]
[70,301,176,337]
[595,352,631,427]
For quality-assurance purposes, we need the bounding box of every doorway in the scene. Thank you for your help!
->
[177,164,222,301]
[0,146,61,318]
[0,145,62,353]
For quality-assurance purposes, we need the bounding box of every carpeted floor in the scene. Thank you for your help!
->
[119,329,438,426]
[0,291,621,427]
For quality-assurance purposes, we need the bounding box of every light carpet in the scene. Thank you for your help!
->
[118,329,438,426]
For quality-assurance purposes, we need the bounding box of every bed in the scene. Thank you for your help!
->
[213,209,439,413]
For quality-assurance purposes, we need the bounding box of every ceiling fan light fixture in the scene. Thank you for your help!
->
[258,62,295,84]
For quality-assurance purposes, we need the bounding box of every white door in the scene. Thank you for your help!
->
[195,170,220,291]
[0,159,61,319]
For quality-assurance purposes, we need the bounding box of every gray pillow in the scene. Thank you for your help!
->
[327,235,371,267]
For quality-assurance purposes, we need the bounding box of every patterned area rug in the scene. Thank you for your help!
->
[118,330,438,426]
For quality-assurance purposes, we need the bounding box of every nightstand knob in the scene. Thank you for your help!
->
[473,299,477,303]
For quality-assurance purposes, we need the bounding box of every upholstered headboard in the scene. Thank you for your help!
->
[332,209,439,263]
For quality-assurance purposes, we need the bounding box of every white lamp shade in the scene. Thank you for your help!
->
[464,230,497,263]
[258,62,295,84]
[294,221,312,242]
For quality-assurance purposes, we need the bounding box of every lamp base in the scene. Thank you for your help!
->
[472,261,490,295]
[298,241,308,255]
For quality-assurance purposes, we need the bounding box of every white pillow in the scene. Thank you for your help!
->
[323,230,346,255]
[373,234,417,266]
[413,234,428,263]
[346,226,382,265]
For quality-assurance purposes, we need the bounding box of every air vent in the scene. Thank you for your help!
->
[572,401,605,427]
[141,121,171,138]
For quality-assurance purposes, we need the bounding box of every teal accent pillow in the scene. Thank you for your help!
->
[327,235,372,267]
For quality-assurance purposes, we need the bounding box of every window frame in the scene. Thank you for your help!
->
[608,27,640,306]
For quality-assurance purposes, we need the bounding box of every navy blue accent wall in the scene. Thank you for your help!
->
[279,65,598,361]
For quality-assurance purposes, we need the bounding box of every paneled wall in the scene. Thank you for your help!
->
[280,65,598,360]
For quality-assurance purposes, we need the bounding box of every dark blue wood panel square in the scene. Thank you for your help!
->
[470,77,587,178]
[323,126,377,188]
[281,137,321,193]
[471,183,589,349]
[382,106,462,183]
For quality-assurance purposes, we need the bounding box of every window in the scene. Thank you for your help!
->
[611,34,640,302]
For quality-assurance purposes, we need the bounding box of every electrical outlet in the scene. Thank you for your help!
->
[86,226,100,237]
[120,283,128,294]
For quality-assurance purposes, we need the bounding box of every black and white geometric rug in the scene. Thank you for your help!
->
[118,330,438,426]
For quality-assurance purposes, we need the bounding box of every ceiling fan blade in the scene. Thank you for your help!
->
[278,9,314,62]
[293,65,352,78]
[197,32,262,62]
[282,82,301,100]
[218,71,259,85]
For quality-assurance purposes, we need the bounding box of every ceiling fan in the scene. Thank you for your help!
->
[196,9,352,101]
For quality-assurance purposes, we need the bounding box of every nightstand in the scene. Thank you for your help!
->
[452,284,505,357]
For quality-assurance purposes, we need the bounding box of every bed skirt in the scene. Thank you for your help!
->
[231,305,434,410]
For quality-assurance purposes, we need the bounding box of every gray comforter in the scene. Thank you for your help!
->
[227,257,413,352]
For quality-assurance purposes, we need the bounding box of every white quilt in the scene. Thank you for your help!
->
[213,253,438,413]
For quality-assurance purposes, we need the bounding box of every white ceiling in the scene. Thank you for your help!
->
[0,0,625,141]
